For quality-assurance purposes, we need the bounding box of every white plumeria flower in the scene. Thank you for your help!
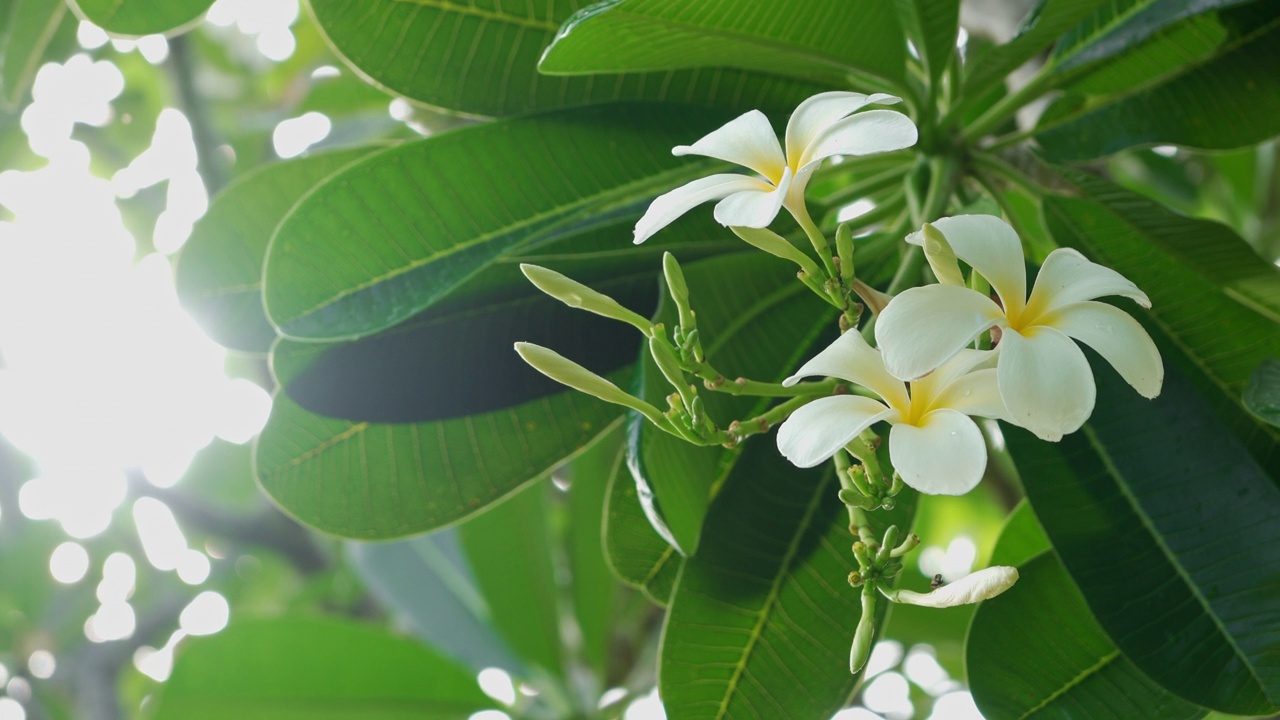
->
[889,566,1019,608]
[775,330,1006,495]
[875,214,1163,442]
[633,92,918,244]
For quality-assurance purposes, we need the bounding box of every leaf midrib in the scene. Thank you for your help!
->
[1079,423,1269,699]
[1020,647,1121,719]
[390,0,559,32]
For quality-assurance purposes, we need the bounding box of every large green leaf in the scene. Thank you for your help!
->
[307,0,827,118]
[1042,171,1280,474]
[1,0,69,108]
[176,146,381,352]
[660,440,917,720]
[603,427,679,605]
[458,478,565,678]
[538,0,905,86]
[1007,357,1280,714]
[262,103,728,341]
[1036,7,1280,160]
[960,0,1109,105]
[890,0,958,89]
[151,617,494,719]
[68,0,214,36]
[968,503,1206,720]
[1245,359,1280,428]
[345,532,522,673]
[627,253,836,555]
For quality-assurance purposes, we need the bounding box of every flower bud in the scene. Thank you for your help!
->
[520,264,652,332]
[836,223,856,283]
[890,566,1019,608]
[850,585,877,674]
[514,342,667,426]
[731,226,824,279]
[909,223,965,287]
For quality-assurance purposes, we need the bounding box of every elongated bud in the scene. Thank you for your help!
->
[836,223,855,283]
[888,566,1019,608]
[649,336,691,399]
[912,223,965,287]
[877,525,901,563]
[662,252,697,332]
[850,278,892,316]
[731,226,825,279]
[850,585,877,673]
[514,342,667,426]
[890,533,920,558]
[521,264,652,332]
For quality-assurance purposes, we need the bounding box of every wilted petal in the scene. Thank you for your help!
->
[876,284,1004,381]
[797,109,918,172]
[894,566,1019,608]
[1047,301,1163,399]
[713,167,791,229]
[782,329,910,412]
[911,215,1027,317]
[777,395,896,468]
[633,173,769,244]
[673,109,786,181]
[889,409,987,495]
[785,91,900,165]
[998,326,1095,441]
[1023,248,1151,321]
[931,368,1007,421]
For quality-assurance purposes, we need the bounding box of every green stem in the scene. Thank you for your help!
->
[961,69,1056,143]
[701,375,841,398]
[167,35,227,193]
[821,191,906,233]
[793,204,839,278]
[814,165,912,213]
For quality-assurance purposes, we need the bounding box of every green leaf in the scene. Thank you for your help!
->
[1042,171,1280,474]
[1036,7,1280,160]
[151,617,495,719]
[659,441,917,719]
[539,0,906,86]
[262,103,730,341]
[627,253,836,555]
[987,500,1051,569]
[1245,359,1280,428]
[176,146,381,352]
[960,0,1109,104]
[1,0,70,108]
[969,552,1206,720]
[562,422,627,675]
[68,0,214,36]
[890,0,958,89]
[346,532,522,673]
[603,428,679,605]
[458,478,565,678]
[1007,357,1280,714]
[307,0,827,118]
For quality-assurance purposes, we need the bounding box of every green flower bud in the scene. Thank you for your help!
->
[836,222,855,283]
[919,222,965,287]
[662,252,697,331]
[514,342,666,426]
[520,264,652,332]
[850,585,877,674]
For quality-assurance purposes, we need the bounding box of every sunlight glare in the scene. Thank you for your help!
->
[49,541,91,584]
[179,591,229,635]
[134,497,188,571]
[133,630,185,682]
[864,639,903,678]
[273,112,331,159]
[26,651,55,680]
[0,698,24,720]
[927,691,983,720]
[862,672,913,720]
[98,552,137,603]
[87,601,137,642]
[77,22,109,50]
[477,668,516,706]
[830,709,885,720]
[176,549,211,585]
[904,645,954,696]
[136,35,170,64]
[624,689,666,720]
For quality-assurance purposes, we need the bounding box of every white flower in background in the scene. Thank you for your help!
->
[876,214,1163,441]
[633,92,918,243]
[775,330,1005,495]
[889,566,1019,608]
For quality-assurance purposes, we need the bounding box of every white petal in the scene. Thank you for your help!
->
[1023,248,1151,322]
[910,348,996,406]
[930,368,1007,420]
[875,284,1005,381]
[776,395,896,468]
[998,326,1095,442]
[713,166,791,229]
[782,329,909,411]
[797,109,919,171]
[911,215,1028,317]
[672,109,786,182]
[633,174,770,244]
[1046,301,1163,399]
[785,92,900,166]
[895,567,1019,608]
[889,409,987,495]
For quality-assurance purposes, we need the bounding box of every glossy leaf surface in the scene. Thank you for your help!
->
[69,0,214,35]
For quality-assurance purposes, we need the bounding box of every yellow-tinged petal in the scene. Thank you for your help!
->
[1023,247,1151,322]
[1045,301,1163,399]
[784,91,900,167]
[776,395,896,468]
[997,326,1095,441]
[782,329,909,412]
[912,215,1027,318]
[673,109,786,182]
[889,409,987,495]
[894,566,1018,607]
[876,284,1004,381]
[633,173,768,244]
[930,368,1007,421]
[713,166,791,229]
